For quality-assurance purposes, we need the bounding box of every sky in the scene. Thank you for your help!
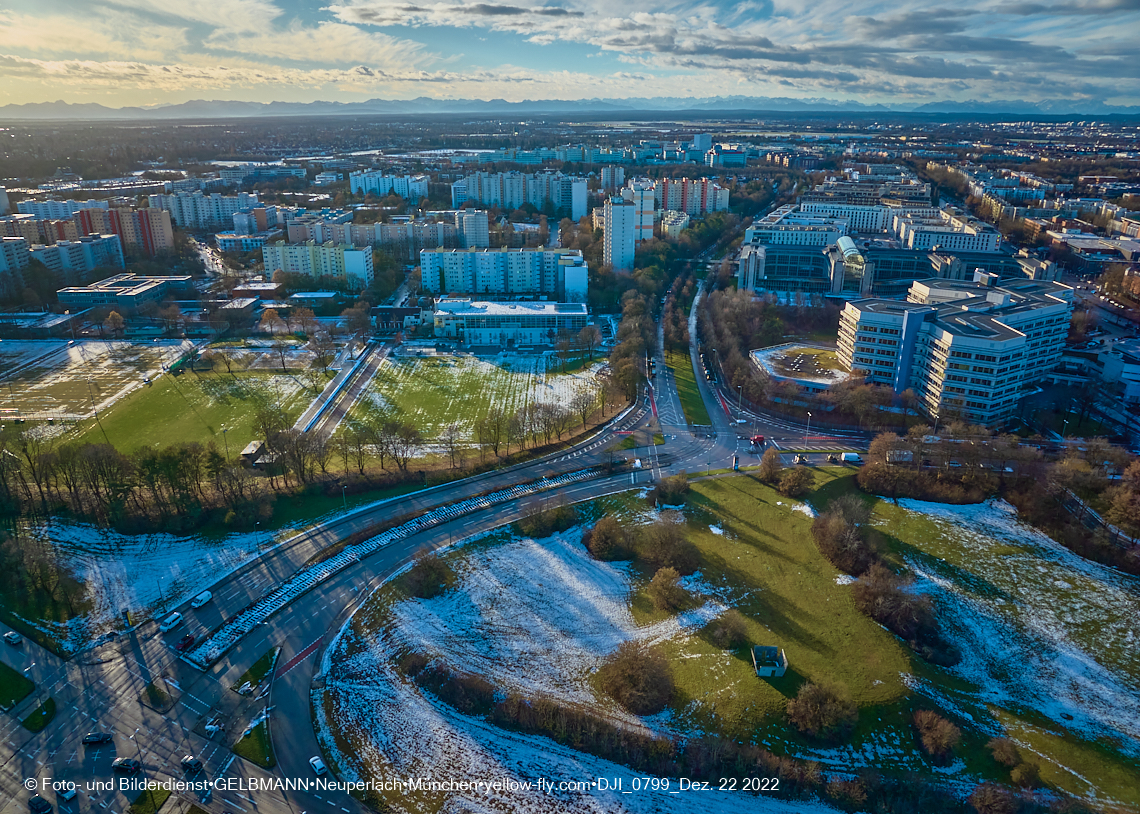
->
[0,0,1138,108]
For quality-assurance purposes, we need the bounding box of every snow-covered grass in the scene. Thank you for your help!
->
[879,498,1140,757]
[352,352,603,440]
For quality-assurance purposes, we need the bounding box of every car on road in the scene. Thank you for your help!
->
[175,633,195,652]
[180,755,204,774]
[3,631,21,645]
[28,795,52,814]
[112,757,141,774]
[309,756,328,776]
[82,732,113,745]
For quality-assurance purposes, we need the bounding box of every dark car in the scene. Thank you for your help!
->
[82,732,113,745]
[175,634,195,652]
[112,757,141,774]
[29,796,52,814]
[180,755,204,774]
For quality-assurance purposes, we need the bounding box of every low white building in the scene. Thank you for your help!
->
[433,299,588,346]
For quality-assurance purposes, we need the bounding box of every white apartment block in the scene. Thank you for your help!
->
[17,199,110,218]
[455,210,490,248]
[434,299,588,346]
[30,234,124,280]
[149,192,259,229]
[837,273,1073,425]
[262,241,374,290]
[420,247,588,303]
[450,172,587,220]
[653,177,730,215]
[604,196,637,272]
[892,208,1002,253]
[348,172,429,201]
[621,182,655,246]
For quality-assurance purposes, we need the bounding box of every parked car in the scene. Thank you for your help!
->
[28,795,52,814]
[3,631,21,645]
[309,756,328,776]
[175,634,195,652]
[82,732,113,745]
[180,755,204,774]
[112,758,141,774]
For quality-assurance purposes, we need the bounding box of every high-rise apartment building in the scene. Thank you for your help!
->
[419,247,588,303]
[348,172,429,201]
[621,182,655,246]
[148,192,259,229]
[603,196,637,272]
[262,241,374,289]
[455,210,490,248]
[837,274,1073,426]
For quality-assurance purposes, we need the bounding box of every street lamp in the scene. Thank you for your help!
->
[804,411,812,451]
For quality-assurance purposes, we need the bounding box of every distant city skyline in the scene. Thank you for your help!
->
[1,0,1137,109]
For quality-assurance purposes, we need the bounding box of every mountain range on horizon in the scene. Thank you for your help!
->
[1,96,1138,122]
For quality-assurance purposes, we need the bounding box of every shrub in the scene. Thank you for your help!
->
[646,567,691,611]
[702,609,750,649]
[968,783,1016,814]
[403,553,455,599]
[636,519,700,575]
[582,516,630,560]
[757,447,783,483]
[650,472,690,506]
[913,710,961,763]
[1010,761,1040,788]
[597,641,674,715]
[778,466,815,497]
[785,682,857,742]
[987,736,1022,768]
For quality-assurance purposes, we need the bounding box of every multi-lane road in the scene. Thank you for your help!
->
[0,307,855,814]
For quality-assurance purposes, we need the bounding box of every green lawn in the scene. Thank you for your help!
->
[68,370,310,453]
[665,350,711,425]
[21,697,55,732]
[0,662,34,710]
[350,354,599,441]
[232,647,279,692]
[232,718,276,768]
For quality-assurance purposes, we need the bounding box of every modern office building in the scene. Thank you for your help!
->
[262,241,374,290]
[433,299,589,346]
[622,181,655,246]
[348,172,429,200]
[603,196,637,272]
[57,273,193,314]
[837,273,1074,425]
[420,247,588,302]
[30,234,125,281]
[148,192,260,229]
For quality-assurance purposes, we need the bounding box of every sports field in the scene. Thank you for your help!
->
[351,352,603,440]
[0,339,191,421]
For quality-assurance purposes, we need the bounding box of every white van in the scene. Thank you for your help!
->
[159,612,183,632]
[841,452,863,464]
[190,591,212,609]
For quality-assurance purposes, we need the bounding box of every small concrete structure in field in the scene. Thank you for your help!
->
[751,645,788,678]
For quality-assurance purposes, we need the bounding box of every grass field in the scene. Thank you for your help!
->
[0,339,189,419]
[68,370,310,452]
[0,662,34,710]
[232,718,276,768]
[351,353,601,440]
[665,350,711,425]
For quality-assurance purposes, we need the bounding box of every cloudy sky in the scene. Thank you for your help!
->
[0,0,1137,107]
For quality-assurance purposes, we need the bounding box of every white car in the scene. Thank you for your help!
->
[309,756,328,776]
